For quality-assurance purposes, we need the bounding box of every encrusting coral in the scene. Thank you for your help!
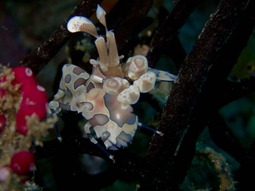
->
[0,65,57,191]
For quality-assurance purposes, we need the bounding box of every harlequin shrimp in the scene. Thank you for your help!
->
[49,5,176,159]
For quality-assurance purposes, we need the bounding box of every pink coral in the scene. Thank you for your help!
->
[11,66,48,135]
[0,65,55,190]
[10,150,36,175]
[11,66,37,88]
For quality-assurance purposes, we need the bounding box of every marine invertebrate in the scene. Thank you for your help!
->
[0,65,56,190]
[10,150,36,175]
[12,66,48,135]
[49,5,176,157]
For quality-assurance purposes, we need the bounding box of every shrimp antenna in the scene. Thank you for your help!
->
[138,122,164,136]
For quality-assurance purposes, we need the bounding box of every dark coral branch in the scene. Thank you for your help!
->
[19,0,102,75]
[208,0,255,111]
[204,0,255,168]
[139,0,251,190]
[147,0,202,68]
[204,0,255,155]
[207,0,255,88]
